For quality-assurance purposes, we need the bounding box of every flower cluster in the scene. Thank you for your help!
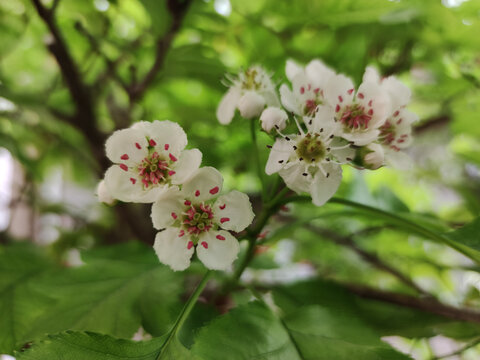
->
[99,120,255,271]
[217,60,417,206]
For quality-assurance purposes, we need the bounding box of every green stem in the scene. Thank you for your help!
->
[156,270,212,359]
[279,195,480,264]
[251,119,267,201]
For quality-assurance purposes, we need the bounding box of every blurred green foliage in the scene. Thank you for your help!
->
[1,0,480,359]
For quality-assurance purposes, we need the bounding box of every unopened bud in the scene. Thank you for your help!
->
[96,180,115,205]
[238,91,265,119]
[260,107,288,133]
[362,143,384,170]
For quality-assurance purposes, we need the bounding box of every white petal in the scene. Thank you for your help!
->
[265,137,295,175]
[238,91,266,119]
[105,127,148,165]
[280,84,301,115]
[308,105,338,134]
[260,107,288,133]
[329,138,356,163]
[214,190,254,232]
[363,143,384,170]
[151,187,184,230]
[153,228,194,271]
[170,148,202,184]
[286,59,303,82]
[217,87,242,125]
[325,74,355,108]
[279,162,311,194]
[182,167,223,202]
[342,130,380,146]
[382,76,411,110]
[148,120,188,155]
[259,87,281,108]
[96,180,115,205]
[357,81,391,128]
[362,66,381,83]
[306,59,335,88]
[104,165,167,203]
[196,230,240,270]
[310,164,342,206]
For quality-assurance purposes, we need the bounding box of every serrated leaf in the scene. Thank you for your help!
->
[25,243,182,341]
[0,244,59,354]
[16,331,166,360]
[191,301,411,360]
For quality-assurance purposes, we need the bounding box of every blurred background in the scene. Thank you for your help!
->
[1,0,480,359]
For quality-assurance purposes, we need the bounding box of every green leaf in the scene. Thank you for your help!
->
[25,242,182,341]
[0,244,58,354]
[191,301,410,360]
[445,217,480,252]
[16,331,166,360]
[192,301,300,359]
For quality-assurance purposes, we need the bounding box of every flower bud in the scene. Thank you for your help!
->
[260,107,288,133]
[96,180,115,205]
[362,143,384,170]
[238,91,265,119]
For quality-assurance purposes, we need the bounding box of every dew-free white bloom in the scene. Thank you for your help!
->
[266,111,354,206]
[96,180,115,205]
[362,143,384,170]
[217,66,280,124]
[318,71,391,146]
[151,167,254,271]
[363,66,417,168]
[260,107,288,133]
[280,59,336,117]
[103,120,202,203]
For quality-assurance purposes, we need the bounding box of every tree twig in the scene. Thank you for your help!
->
[345,283,480,324]
[127,0,193,102]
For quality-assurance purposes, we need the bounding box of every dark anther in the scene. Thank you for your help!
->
[346,157,352,161]
[302,173,308,176]
[329,134,334,139]
[320,128,324,132]
[278,160,284,163]
[299,157,303,161]
[293,145,297,150]
[266,145,272,149]
[285,137,290,141]
[275,125,279,129]
[326,173,330,178]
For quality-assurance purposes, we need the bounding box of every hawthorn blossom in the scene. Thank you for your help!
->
[363,67,417,168]
[151,167,254,271]
[319,72,391,146]
[103,120,202,203]
[266,111,354,206]
[260,107,288,133]
[280,59,336,117]
[96,180,115,205]
[217,66,280,124]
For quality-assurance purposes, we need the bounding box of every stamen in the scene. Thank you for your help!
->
[130,177,136,184]
[168,170,176,176]
[187,241,193,249]
[169,153,177,162]
[164,144,170,150]
[195,190,200,197]
[121,154,129,160]
[358,93,364,99]
[135,142,141,149]
[171,212,177,219]
[216,235,225,240]
[179,230,185,237]
[184,200,191,206]
[201,241,208,249]
[149,139,157,146]
[209,186,219,195]
[347,88,354,95]
[220,217,230,223]
[219,204,226,210]
[266,145,272,149]
[119,164,128,171]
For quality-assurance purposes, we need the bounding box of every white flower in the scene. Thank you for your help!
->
[216,66,280,124]
[280,59,336,117]
[238,91,266,119]
[96,180,115,205]
[318,71,391,146]
[260,107,288,133]
[265,111,355,206]
[363,66,417,167]
[362,143,384,170]
[151,167,255,271]
[103,120,202,203]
